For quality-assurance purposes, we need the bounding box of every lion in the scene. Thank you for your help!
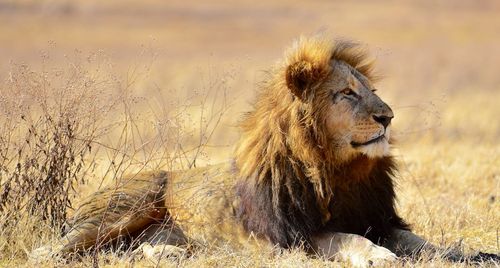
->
[30,35,499,266]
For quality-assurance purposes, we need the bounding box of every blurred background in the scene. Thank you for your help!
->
[0,0,499,265]
[2,0,500,146]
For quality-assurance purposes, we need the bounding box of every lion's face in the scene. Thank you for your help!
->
[283,38,394,162]
[322,60,393,159]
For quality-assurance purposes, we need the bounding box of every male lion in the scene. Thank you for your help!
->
[31,35,498,266]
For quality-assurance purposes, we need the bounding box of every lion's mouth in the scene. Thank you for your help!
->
[350,135,386,148]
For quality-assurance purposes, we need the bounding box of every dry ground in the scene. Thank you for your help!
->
[0,0,499,267]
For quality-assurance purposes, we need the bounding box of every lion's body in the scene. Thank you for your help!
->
[31,35,408,260]
[31,34,498,265]
[39,156,406,257]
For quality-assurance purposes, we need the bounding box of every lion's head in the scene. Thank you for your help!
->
[236,36,395,190]
[284,37,394,161]
[235,35,406,248]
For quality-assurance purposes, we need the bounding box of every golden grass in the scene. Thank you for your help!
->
[0,0,499,267]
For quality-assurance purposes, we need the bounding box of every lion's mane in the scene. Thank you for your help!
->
[234,36,409,248]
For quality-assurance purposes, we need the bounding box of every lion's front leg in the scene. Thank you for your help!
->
[382,229,464,261]
[312,232,397,267]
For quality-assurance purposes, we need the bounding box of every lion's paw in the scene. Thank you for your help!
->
[366,244,398,266]
[135,242,186,262]
[349,244,397,268]
[28,245,55,263]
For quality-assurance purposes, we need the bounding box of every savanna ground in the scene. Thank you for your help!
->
[0,0,499,267]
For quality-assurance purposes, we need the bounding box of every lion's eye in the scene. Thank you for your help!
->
[341,88,357,97]
[371,88,377,92]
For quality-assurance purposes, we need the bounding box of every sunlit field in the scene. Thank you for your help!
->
[0,0,499,267]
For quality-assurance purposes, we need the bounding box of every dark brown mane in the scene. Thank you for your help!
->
[234,36,408,248]
[235,155,409,248]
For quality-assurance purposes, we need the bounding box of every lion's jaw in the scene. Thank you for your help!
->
[328,123,391,162]
[352,126,391,158]
[328,111,392,160]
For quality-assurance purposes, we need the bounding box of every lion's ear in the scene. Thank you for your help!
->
[285,60,326,100]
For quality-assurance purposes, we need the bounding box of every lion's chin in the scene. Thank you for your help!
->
[356,138,390,158]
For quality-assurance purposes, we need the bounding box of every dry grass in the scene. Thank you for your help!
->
[0,0,499,267]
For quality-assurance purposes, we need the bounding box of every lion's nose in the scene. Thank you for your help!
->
[373,114,393,128]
